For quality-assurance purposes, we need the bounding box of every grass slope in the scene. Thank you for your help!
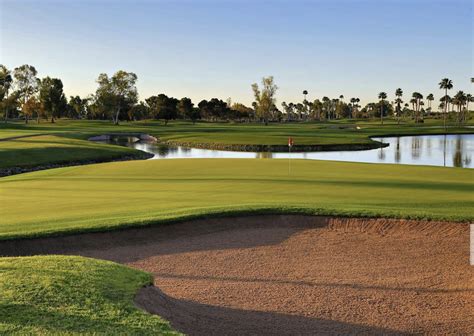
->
[0,119,472,169]
[0,255,180,335]
[1,159,472,240]
[0,135,143,170]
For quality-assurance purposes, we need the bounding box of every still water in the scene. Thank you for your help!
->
[103,134,474,168]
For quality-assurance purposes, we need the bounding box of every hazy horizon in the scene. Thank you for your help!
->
[1,0,472,107]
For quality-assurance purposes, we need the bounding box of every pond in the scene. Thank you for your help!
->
[101,134,474,168]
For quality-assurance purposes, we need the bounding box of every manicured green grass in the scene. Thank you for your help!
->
[1,159,472,239]
[0,255,180,335]
[0,119,472,170]
[0,135,143,170]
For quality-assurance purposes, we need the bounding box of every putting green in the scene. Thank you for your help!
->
[1,159,472,240]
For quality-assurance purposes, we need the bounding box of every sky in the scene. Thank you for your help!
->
[1,0,472,107]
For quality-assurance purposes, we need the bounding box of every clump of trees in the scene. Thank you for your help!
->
[0,65,472,126]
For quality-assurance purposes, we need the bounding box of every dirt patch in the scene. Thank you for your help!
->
[1,215,472,335]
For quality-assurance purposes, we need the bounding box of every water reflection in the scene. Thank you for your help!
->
[101,134,474,168]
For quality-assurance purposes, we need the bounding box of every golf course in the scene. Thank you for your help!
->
[0,118,473,334]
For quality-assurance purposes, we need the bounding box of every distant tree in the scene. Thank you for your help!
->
[0,65,13,123]
[197,98,229,121]
[466,93,472,114]
[395,88,403,124]
[439,78,453,130]
[453,91,467,124]
[412,92,423,122]
[22,96,41,122]
[302,90,308,101]
[231,102,253,122]
[128,102,150,121]
[426,93,434,114]
[146,94,178,124]
[13,64,40,124]
[95,70,138,125]
[39,77,67,123]
[177,97,194,121]
[68,96,89,119]
[252,76,278,125]
[378,92,387,124]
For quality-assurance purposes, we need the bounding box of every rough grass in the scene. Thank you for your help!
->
[1,159,472,240]
[0,255,180,335]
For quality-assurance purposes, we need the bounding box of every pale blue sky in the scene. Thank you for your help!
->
[1,0,472,106]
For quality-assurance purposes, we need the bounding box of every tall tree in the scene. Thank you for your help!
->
[13,64,39,124]
[412,92,423,122]
[438,78,453,130]
[252,76,278,125]
[0,65,13,123]
[68,96,89,119]
[395,88,403,124]
[95,70,138,125]
[378,92,387,124]
[426,93,434,114]
[453,91,467,124]
[39,77,67,123]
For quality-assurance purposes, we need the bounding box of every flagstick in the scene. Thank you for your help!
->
[288,144,291,176]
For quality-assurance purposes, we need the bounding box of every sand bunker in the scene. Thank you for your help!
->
[1,215,472,335]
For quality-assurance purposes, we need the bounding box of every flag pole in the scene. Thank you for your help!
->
[288,144,291,175]
[288,137,293,176]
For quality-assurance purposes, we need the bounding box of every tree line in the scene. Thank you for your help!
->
[0,64,471,126]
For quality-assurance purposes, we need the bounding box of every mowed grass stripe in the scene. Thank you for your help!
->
[1,159,473,239]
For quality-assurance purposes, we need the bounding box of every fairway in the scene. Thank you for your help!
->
[1,159,472,240]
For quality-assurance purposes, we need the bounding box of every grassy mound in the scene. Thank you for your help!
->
[1,159,472,240]
[0,255,179,335]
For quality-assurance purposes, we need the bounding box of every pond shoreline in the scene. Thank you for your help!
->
[162,140,388,152]
[0,151,153,177]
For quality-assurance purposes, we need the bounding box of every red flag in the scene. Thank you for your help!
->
[288,137,294,147]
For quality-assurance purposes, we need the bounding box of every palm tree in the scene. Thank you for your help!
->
[378,92,387,124]
[453,91,467,124]
[303,90,308,101]
[412,92,423,122]
[395,88,403,124]
[466,94,472,115]
[426,93,434,114]
[438,78,453,130]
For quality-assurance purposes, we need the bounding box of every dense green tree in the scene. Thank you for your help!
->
[146,94,178,124]
[13,64,40,124]
[231,103,253,122]
[252,76,278,125]
[0,65,13,122]
[95,71,138,125]
[177,97,194,120]
[439,78,453,130]
[68,96,90,119]
[128,102,150,121]
[198,98,229,121]
[39,77,67,123]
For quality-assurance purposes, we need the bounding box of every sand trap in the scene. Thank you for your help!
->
[1,215,472,335]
